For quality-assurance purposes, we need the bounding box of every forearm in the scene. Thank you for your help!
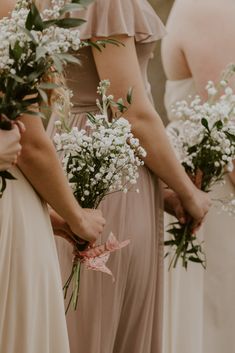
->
[16,113,82,225]
[17,139,81,223]
[129,112,196,201]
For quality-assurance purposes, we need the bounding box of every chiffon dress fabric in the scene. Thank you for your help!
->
[163,78,235,353]
[0,167,70,353]
[47,1,166,352]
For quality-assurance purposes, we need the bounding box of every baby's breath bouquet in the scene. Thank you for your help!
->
[54,80,146,311]
[0,0,112,195]
[165,65,235,269]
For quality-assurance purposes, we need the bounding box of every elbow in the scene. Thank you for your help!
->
[18,136,55,165]
[126,108,162,135]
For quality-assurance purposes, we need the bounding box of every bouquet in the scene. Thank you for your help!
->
[0,0,116,195]
[165,64,235,269]
[54,80,147,311]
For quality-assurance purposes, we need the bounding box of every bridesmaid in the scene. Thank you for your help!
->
[45,1,211,352]
[162,1,235,352]
[0,2,105,353]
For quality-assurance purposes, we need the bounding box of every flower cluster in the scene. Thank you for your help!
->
[54,80,146,311]
[42,0,68,19]
[0,0,83,75]
[0,6,29,73]
[54,81,146,209]
[165,65,235,268]
[0,0,91,195]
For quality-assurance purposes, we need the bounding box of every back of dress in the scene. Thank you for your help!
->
[164,78,235,353]
[47,2,167,353]
[65,0,166,107]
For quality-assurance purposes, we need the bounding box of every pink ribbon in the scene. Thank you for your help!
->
[78,233,130,281]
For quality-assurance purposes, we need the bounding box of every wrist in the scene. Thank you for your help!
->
[178,182,197,206]
[66,206,84,234]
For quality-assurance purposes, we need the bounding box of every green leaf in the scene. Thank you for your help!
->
[127,87,133,104]
[11,41,24,61]
[201,117,209,130]
[86,40,103,52]
[20,27,36,44]
[214,120,223,130]
[86,112,96,124]
[101,38,123,47]
[57,53,80,64]
[164,240,176,246]
[26,3,44,31]
[9,74,25,84]
[117,98,124,106]
[188,256,203,263]
[52,56,63,73]
[0,171,16,180]
[38,88,48,104]
[42,19,58,29]
[36,46,48,61]
[71,0,94,5]
[55,18,86,29]
[27,69,45,82]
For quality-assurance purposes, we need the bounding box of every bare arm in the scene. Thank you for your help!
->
[92,35,210,222]
[17,114,105,242]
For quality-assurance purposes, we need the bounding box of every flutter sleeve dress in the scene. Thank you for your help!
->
[47,1,166,353]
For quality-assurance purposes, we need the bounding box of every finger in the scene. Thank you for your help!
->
[175,205,187,224]
[192,221,202,233]
[14,121,26,134]
[11,124,21,137]
[191,218,203,233]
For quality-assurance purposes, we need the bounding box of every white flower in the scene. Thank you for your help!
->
[226,161,234,172]
[207,87,217,96]
[225,87,233,96]
[54,120,62,127]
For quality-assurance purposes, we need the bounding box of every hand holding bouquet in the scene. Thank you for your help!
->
[166,65,235,269]
[54,80,146,311]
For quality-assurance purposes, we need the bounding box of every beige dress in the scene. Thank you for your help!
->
[47,1,166,352]
[164,78,235,353]
[0,167,70,353]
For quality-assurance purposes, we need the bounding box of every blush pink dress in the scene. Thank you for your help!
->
[47,1,166,352]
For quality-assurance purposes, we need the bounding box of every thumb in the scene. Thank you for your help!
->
[175,203,187,224]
